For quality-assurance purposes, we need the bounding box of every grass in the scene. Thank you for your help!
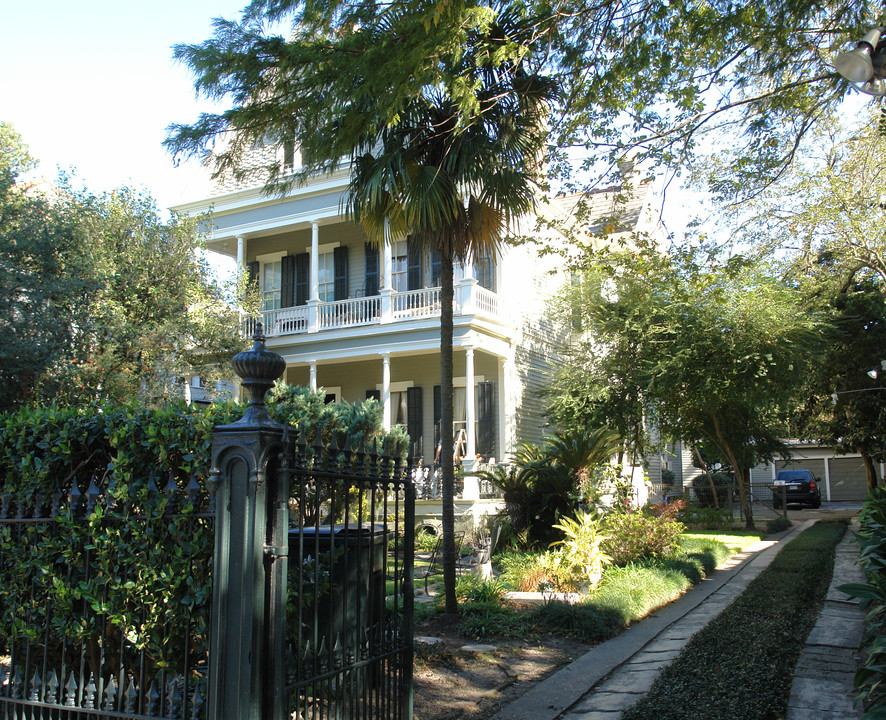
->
[419,529,766,643]
[620,519,847,720]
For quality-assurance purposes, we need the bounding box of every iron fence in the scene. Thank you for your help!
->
[0,471,215,720]
[286,438,414,720]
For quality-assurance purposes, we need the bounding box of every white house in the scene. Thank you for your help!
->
[172,144,663,522]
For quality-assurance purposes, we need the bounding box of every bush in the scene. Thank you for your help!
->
[690,472,734,508]
[551,509,611,588]
[766,516,792,534]
[454,574,508,604]
[601,510,685,566]
[683,505,734,530]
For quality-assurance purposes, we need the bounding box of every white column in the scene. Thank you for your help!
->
[309,361,318,391]
[308,221,320,332]
[236,236,245,275]
[465,346,476,461]
[380,221,394,322]
[382,353,392,431]
[382,220,393,291]
[824,456,832,502]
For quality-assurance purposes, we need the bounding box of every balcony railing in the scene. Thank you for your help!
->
[243,280,504,338]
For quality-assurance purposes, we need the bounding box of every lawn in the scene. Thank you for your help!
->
[417,528,768,643]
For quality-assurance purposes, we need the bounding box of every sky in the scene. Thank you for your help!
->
[2,1,250,212]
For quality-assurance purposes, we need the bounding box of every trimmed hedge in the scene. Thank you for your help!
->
[621,520,847,720]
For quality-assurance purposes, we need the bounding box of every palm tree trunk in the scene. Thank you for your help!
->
[440,244,458,614]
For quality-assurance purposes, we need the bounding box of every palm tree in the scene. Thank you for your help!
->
[346,64,552,613]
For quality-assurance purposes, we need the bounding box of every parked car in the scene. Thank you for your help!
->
[772,469,822,509]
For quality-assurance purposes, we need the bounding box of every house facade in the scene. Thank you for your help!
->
[172,145,662,523]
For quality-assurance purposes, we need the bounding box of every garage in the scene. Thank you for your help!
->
[827,456,869,502]
[776,458,826,481]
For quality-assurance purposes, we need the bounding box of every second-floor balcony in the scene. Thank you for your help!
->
[244,279,505,338]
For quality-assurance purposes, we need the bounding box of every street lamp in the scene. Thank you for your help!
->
[835,27,886,96]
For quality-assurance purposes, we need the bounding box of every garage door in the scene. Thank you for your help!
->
[776,458,826,480]
[828,457,869,502]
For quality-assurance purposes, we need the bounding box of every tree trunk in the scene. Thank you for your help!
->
[693,445,720,510]
[862,450,879,491]
[440,247,458,614]
[710,413,753,528]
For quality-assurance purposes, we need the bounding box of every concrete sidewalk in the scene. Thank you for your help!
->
[488,518,865,720]
[785,521,865,720]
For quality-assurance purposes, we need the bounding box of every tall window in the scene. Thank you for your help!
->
[474,251,496,291]
[262,259,282,310]
[317,251,335,301]
[391,240,408,292]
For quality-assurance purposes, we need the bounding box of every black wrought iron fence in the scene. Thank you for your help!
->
[0,471,215,720]
[286,439,414,720]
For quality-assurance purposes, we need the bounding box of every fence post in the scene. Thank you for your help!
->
[206,324,290,720]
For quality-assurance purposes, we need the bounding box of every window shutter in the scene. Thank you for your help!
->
[246,261,260,290]
[431,249,442,288]
[407,237,421,290]
[295,252,309,306]
[364,243,379,296]
[433,385,441,451]
[334,246,349,300]
[477,382,494,458]
[407,387,423,459]
[280,255,296,308]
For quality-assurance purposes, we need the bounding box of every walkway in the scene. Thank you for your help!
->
[488,517,865,720]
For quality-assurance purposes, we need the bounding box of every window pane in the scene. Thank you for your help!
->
[262,260,282,310]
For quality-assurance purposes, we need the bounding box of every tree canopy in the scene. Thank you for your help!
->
[0,125,241,412]
[551,245,819,526]
[165,0,881,204]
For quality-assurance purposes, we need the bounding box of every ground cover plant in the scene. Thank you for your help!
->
[424,530,762,643]
[621,520,847,720]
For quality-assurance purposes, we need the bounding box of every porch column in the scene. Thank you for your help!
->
[236,236,246,276]
[308,221,320,332]
[824,456,832,502]
[461,346,480,499]
[309,361,317,392]
[381,353,392,431]
[464,346,476,461]
[380,220,394,323]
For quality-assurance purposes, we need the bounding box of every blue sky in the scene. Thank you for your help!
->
[1,1,248,211]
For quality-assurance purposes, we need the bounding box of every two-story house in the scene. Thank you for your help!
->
[172,143,662,519]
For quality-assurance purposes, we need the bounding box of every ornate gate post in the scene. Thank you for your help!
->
[206,325,290,720]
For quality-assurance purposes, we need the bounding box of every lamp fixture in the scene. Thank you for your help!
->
[867,359,886,380]
[835,27,886,96]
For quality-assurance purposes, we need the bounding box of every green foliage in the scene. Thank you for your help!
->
[766,516,793,534]
[839,489,886,718]
[622,520,847,720]
[551,509,611,587]
[683,505,735,531]
[0,126,241,411]
[454,574,508,604]
[552,246,819,527]
[601,510,685,566]
[690,472,735,509]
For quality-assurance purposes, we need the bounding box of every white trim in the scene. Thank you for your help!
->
[376,380,414,392]
[306,241,340,254]
[320,385,342,403]
[256,251,287,263]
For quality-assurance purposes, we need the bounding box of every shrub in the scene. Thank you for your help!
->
[551,509,612,588]
[690,472,734,508]
[601,510,685,566]
[454,574,508,604]
[766,516,792,534]
[683,505,734,530]
[506,549,579,593]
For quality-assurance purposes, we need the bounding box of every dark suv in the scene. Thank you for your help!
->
[772,469,822,509]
